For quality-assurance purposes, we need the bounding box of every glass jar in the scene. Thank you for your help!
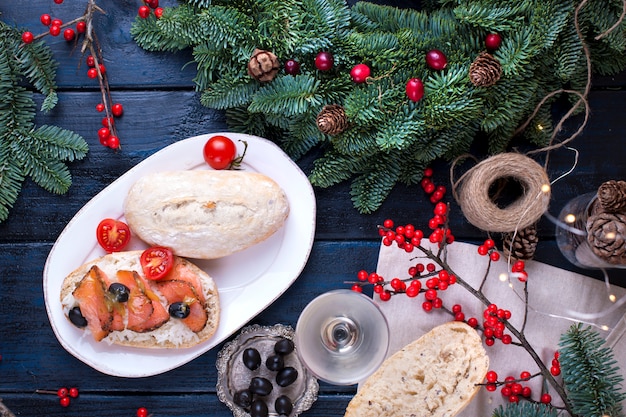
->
[555,192,626,269]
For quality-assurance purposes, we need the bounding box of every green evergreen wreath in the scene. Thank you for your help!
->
[131,0,626,213]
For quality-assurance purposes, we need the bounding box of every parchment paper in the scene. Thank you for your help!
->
[371,240,626,415]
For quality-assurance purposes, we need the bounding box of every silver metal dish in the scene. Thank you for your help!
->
[216,324,319,417]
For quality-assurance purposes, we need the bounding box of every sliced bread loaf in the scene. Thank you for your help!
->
[344,321,488,417]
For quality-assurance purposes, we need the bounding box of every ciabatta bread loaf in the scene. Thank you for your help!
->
[123,170,290,259]
[344,321,489,417]
[60,250,220,348]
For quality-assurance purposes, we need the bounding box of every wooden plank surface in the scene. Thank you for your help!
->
[1,1,626,416]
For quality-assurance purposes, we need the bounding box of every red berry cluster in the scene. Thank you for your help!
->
[484,369,553,405]
[550,351,561,376]
[21,8,86,45]
[511,259,529,282]
[94,100,124,148]
[138,0,164,19]
[477,238,500,262]
[56,386,79,407]
[482,303,512,346]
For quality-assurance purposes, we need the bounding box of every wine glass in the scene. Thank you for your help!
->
[294,289,390,385]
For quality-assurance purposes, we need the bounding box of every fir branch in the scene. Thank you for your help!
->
[200,76,259,109]
[248,74,324,116]
[350,151,402,213]
[559,324,626,417]
[492,402,558,417]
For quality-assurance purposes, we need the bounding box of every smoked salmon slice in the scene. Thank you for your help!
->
[156,279,208,333]
[116,270,169,333]
[72,266,113,342]
[160,259,206,304]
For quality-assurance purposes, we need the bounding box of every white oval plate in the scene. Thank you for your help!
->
[43,133,316,378]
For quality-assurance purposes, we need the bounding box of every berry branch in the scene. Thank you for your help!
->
[349,168,578,415]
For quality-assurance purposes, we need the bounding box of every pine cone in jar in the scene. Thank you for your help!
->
[597,180,626,213]
[586,212,626,264]
[469,52,502,87]
[502,224,538,261]
[247,49,280,82]
[316,104,349,135]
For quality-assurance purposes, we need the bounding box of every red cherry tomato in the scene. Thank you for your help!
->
[96,219,131,253]
[140,246,174,281]
[203,135,237,169]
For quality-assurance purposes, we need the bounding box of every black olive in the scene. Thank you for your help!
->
[242,347,262,370]
[249,376,273,396]
[108,282,130,303]
[265,354,284,372]
[274,338,295,355]
[168,302,190,319]
[249,399,268,417]
[274,395,293,416]
[233,388,253,408]
[276,367,298,387]
[68,306,87,328]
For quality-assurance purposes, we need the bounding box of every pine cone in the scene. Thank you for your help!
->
[247,49,280,82]
[316,105,349,135]
[597,180,626,213]
[586,212,626,264]
[502,224,538,261]
[469,52,502,87]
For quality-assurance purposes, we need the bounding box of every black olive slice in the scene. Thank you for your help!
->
[68,306,88,328]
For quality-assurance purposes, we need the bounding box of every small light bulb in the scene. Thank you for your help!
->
[605,232,616,240]
[499,273,508,282]
[541,184,551,194]
[609,294,617,302]
[565,213,576,224]
[600,325,609,331]
[537,124,544,131]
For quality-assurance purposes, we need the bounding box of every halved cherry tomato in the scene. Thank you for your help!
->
[96,218,131,253]
[140,246,174,281]
[203,135,238,170]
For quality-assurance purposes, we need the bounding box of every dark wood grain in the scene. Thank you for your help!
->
[1,1,626,416]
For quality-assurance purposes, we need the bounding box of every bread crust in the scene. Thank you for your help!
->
[344,321,489,417]
[60,250,220,349]
[123,170,290,259]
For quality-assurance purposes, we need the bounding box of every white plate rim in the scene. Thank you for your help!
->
[43,133,316,377]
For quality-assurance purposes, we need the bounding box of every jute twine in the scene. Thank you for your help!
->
[452,153,551,233]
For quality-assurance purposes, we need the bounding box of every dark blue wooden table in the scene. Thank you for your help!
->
[1,1,625,416]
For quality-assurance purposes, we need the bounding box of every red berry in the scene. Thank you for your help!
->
[512,260,525,272]
[99,64,106,74]
[486,383,497,392]
[426,263,436,273]
[50,24,61,36]
[550,366,561,376]
[314,51,333,71]
[490,251,500,262]
[54,0,64,4]
[57,387,68,398]
[477,245,488,256]
[155,7,164,18]
[98,127,111,141]
[76,21,86,33]
[424,289,437,301]
[405,285,419,298]
[422,301,433,312]
[107,136,120,149]
[63,28,75,41]
[350,63,371,83]
[137,408,148,417]
[405,77,424,102]
[486,370,498,383]
[357,270,368,281]
[96,103,105,112]
[454,312,465,321]
[379,291,391,301]
[434,202,447,216]
[351,284,363,293]
[540,393,552,404]
[51,18,63,26]
[21,31,34,44]
[112,103,124,117]
[424,167,433,177]
[59,397,70,407]
[425,49,447,70]
[522,386,532,397]
[102,116,114,127]
[86,55,95,67]
[383,219,394,229]
[485,337,495,346]
[501,334,512,344]
[87,68,98,79]
[68,387,79,398]
[138,5,151,18]
[146,0,159,8]
[467,317,478,327]
[485,33,502,51]
[40,14,52,26]
[390,278,405,291]
[484,238,495,248]
[284,59,300,75]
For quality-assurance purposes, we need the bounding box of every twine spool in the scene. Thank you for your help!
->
[453,153,551,233]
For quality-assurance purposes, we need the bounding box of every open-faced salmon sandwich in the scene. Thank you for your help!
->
[60,248,220,348]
